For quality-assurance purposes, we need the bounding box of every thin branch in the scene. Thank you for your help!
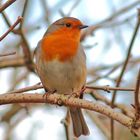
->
[110,9,140,140]
[86,85,135,93]
[0,56,25,68]
[89,57,140,73]
[81,0,140,40]
[90,91,135,119]
[135,69,140,118]
[0,51,16,57]
[20,31,34,72]
[0,16,23,41]
[67,0,80,16]
[19,0,34,72]
[1,11,12,28]
[86,57,140,84]
[99,1,140,25]
[2,0,34,73]
[6,82,42,94]
[0,55,34,69]
[9,70,29,91]
[59,9,66,17]
[111,9,140,106]
[40,0,50,23]
[20,0,28,29]
[1,104,23,122]
[0,0,16,12]
[1,11,20,34]
[4,83,136,95]
[87,111,111,139]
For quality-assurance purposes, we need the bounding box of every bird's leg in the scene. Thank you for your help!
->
[65,91,79,99]
[79,86,86,99]
[66,86,86,99]
[57,87,86,106]
[43,89,56,99]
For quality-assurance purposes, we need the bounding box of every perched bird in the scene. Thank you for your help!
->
[34,17,89,137]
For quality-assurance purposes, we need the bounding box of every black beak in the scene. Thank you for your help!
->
[79,25,88,29]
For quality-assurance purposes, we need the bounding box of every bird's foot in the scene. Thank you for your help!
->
[79,86,86,99]
[43,89,56,99]
[65,92,79,99]
[66,86,86,99]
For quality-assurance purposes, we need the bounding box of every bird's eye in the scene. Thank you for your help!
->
[65,23,71,28]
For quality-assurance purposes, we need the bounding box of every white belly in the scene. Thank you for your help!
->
[35,46,86,94]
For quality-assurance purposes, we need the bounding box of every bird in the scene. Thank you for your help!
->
[34,17,89,137]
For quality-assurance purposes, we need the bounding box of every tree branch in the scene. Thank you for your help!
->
[0,56,25,68]
[87,111,111,139]
[90,91,135,119]
[0,51,16,57]
[4,83,136,95]
[86,85,135,92]
[135,69,140,118]
[80,0,140,40]
[0,93,133,127]
[110,8,140,140]
[0,0,16,13]
[0,16,23,41]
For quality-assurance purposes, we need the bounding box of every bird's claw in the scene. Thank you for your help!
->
[43,90,56,99]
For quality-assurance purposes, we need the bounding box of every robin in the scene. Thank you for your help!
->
[34,17,89,137]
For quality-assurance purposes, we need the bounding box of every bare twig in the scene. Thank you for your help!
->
[20,31,34,72]
[19,0,34,72]
[9,71,29,91]
[0,0,16,12]
[20,0,28,29]
[0,52,16,57]
[59,9,66,17]
[89,57,140,74]
[135,69,140,118]
[1,11,12,29]
[0,56,25,68]
[81,0,140,40]
[1,104,23,122]
[110,9,140,140]
[40,0,50,23]
[67,0,80,16]
[99,1,140,25]
[90,91,135,119]
[1,11,20,34]
[87,111,110,139]
[0,16,23,41]
[6,82,42,94]
[86,85,135,92]
[111,9,140,106]
[4,83,136,95]
[84,57,140,85]
[0,55,34,69]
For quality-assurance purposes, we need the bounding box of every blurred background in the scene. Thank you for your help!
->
[0,0,140,140]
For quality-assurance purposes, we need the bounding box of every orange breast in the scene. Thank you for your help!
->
[41,34,79,62]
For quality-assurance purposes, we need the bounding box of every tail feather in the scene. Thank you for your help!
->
[69,107,89,137]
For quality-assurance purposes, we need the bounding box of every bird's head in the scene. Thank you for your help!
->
[45,17,88,40]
